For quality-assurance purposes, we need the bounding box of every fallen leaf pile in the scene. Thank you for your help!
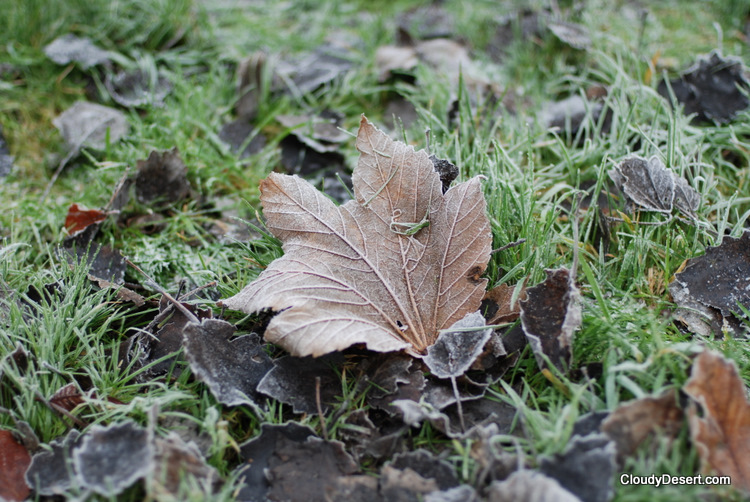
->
[222,115,492,356]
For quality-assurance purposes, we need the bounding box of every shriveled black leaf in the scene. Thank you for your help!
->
[422,376,485,411]
[266,436,358,502]
[359,353,415,399]
[520,268,581,371]
[135,148,191,207]
[25,430,83,496]
[279,135,347,176]
[366,359,426,414]
[219,119,266,159]
[53,101,129,151]
[59,244,126,284]
[389,450,459,491]
[275,44,354,95]
[539,434,616,502]
[657,51,750,124]
[429,154,458,194]
[257,354,342,414]
[487,470,582,502]
[669,232,750,336]
[235,423,316,502]
[424,311,492,379]
[337,410,407,463]
[73,421,153,496]
[608,156,675,215]
[183,319,273,411]
[0,125,14,178]
[105,67,173,108]
[43,34,111,68]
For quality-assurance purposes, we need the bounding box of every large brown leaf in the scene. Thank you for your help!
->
[683,350,750,491]
[222,115,491,356]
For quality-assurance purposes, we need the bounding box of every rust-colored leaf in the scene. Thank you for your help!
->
[683,350,750,491]
[0,429,31,501]
[222,116,491,356]
[64,203,108,236]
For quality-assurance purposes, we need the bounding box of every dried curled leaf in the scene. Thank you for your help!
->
[222,116,491,356]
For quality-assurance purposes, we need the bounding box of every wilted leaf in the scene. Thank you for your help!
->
[43,34,111,68]
[608,156,674,215]
[0,429,31,502]
[657,51,750,124]
[53,101,129,151]
[277,112,348,153]
[487,470,582,502]
[25,429,82,496]
[149,433,220,497]
[683,350,750,491]
[600,391,684,465]
[73,421,154,496]
[481,283,522,326]
[539,434,616,502]
[423,311,492,379]
[105,67,172,107]
[669,232,750,337]
[389,450,459,491]
[234,423,316,502]
[59,244,127,284]
[135,148,191,207]
[548,22,591,50]
[219,119,266,159]
[274,44,353,95]
[183,319,273,411]
[256,354,342,414]
[520,268,581,371]
[222,116,492,356]
[266,436,358,502]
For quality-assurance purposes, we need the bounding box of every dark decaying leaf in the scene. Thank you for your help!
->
[608,156,674,215]
[520,268,581,371]
[219,119,267,159]
[657,51,750,124]
[150,433,221,497]
[183,319,273,411]
[487,9,544,63]
[266,436,358,502]
[389,450,459,491]
[397,4,455,40]
[105,67,173,107]
[481,283,522,326]
[236,51,265,120]
[48,383,87,412]
[365,357,426,413]
[669,232,750,337]
[274,44,354,95]
[43,34,111,68]
[423,311,492,379]
[468,423,520,485]
[487,470,582,502]
[256,354,342,414]
[73,421,154,497]
[429,154,459,194]
[135,148,191,207]
[234,423,316,502]
[59,244,127,285]
[0,125,15,178]
[222,116,492,357]
[279,134,347,177]
[25,429,83,496]
[539,434,616,502]
[53,101,129,151]
[600,391,684,465]
[683,350,750,491]
[0,429,31,502]
[337,410,407,463]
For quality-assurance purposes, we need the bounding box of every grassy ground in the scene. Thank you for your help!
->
[2,0,750,500]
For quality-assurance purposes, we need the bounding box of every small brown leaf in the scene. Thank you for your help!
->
[481,283,523,325]
[222,116,491,356]
[683,350,750,491]
[0,429,31,502]
[64,203,108,236]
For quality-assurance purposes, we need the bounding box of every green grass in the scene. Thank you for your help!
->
[2,0,750,499]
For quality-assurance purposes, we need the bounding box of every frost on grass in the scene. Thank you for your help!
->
[222,116,492,357]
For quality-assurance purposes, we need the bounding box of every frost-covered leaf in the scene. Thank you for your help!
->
[684,350,750,491]
[257,354,342,414]
[222,116,492,356]
[135,148,191,207]
[539,434,616,502]
[53,101,129,151]
[73,421,153,497]
[277,112,348,153]
[149,433,220,497]
[423,311,492,379]
[44,34,111,68]
[657,51,750,124]
[520,268,581,371]
[183,319,273,411]
[25,430,83,496]
[105,67,173,107]
[488,470,582,502]
[548,22,591,50]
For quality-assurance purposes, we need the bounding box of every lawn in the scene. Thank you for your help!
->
[1,0,750,500]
